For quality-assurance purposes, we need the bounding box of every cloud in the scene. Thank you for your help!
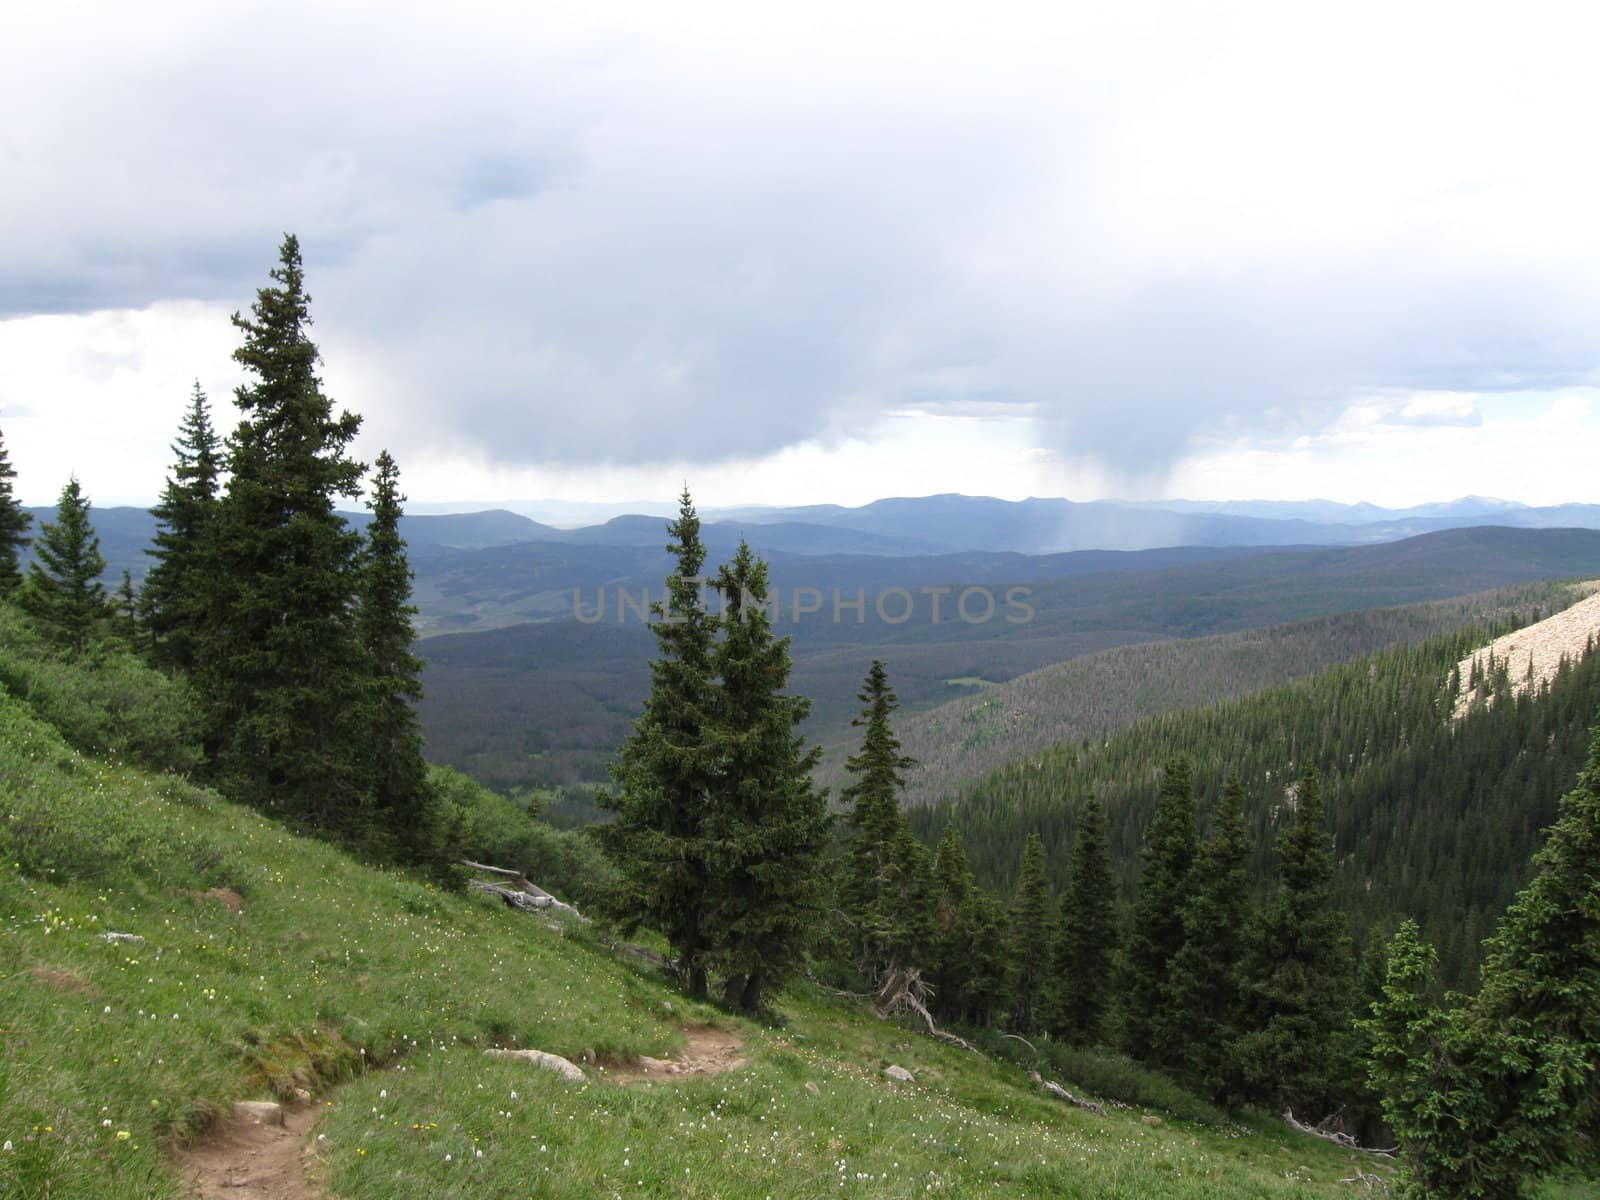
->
[5,0,1600,491]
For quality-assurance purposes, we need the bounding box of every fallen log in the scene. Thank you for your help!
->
[463,869,583,919]
[1028,1071,1108,1116]
[1284,1109,1396,1156]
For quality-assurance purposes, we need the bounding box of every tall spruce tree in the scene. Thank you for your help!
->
[355,451,436,866]
[703,540,830,1013]
[596,488,719,997]
[20,477,106,655]
[1167,775,1253,1103]
[839,659,923,983]
[1007,832,1054,1033]
[0,419,29,595]
[1048,794,1119,1044]
[955,888,1012,1027]
[1369,725,1600,1198]
[198,234,368,830]
[143,381,221,672]
[1236,766,1357,1114]
[1122,756,1199,1064]
[931,827,975,1021]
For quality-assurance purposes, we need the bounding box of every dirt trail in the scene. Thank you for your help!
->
[178,1104,321,1200]
[601,1025,748,1083]
[175,1026,746,1195]
[1453,583,1600,719]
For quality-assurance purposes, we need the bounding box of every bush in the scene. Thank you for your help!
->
[429,765,617,906]
[973,1028,1229,1125]
[0,602,201,774]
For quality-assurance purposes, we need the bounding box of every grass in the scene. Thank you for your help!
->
[0,679,1592,1199]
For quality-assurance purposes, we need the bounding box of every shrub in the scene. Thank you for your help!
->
[0,602,201,774]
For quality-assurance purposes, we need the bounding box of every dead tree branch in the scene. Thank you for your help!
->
[462,863,583,919]
[1284,1110,1396,1157]
[874,968,979,1053]
[1028,1071,1108,1116]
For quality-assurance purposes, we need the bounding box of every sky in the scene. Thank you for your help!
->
[4,0,1600,512]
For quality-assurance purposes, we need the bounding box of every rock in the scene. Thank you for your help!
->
[884,1065,915,1083]
[484,1048,586,1083]
[804,1081,821,1096]
[661,1001,673,1015]
[1141,1114,1163,1127]
[233,1101,285,1126]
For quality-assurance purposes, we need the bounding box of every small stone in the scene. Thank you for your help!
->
[233,1101,285,1127]
[884,1065,915,1083]
[1141,1114,1162,1128]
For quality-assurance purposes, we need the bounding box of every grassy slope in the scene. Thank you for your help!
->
[0,685,1383,1200]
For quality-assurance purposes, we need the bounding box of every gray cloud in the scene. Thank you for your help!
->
[6,3,1600,486]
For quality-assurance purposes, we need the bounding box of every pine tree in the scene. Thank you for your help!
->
[0,419,30,595]
[702,540,831,1013]
[931,827,975,1021]
[1121,756,1199,1064]
[19,477,106,655]
[355,451,439,868]
[839,659,922,983]
[111,570,143,649]
[596,488,720,997]
[1368,725,1600,1198]
[1048,794,1119,1044]
[143,381,220,672]
[955,888,1012,1027]
[1167,775,1253,1103]
[197,234,368,830]
[1006,833,1054,1033]
[1236,767,1357,1114]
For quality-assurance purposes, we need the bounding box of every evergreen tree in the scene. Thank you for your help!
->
[19,477,106,655]
[702,541,831,1012]
[839,659,922,983]
[0,419,29,595]
[596,488,720,997]
[143,381,221,672]
[1007,832,1053,1033]
[1167,775,1253,1103]
[931,827,975,1021]
[1121,756,1199,1065]
[1048,794,1118,1044]
[111,570,143,648]
[355,451,439,868]
[954,888,1012,1026]
[1236,767,1357,1114]
[197,235,368,830]
[1369,725,1600,1198]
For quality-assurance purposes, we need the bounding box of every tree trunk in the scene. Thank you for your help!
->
[740,967,763,1013]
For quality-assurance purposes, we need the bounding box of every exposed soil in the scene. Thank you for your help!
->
[177,1104,321,1200]
[1453,583,1600,719]
[600,1025,748,1083]
[196,887,245,913]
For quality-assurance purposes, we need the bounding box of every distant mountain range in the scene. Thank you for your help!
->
[29,493,1600,586]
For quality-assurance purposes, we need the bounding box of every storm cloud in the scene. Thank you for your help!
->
[6,0,1600,485]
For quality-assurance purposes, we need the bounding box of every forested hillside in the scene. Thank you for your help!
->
[822,580,1582,803]
[420,537,1600,792]
[912,616,1600,985]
